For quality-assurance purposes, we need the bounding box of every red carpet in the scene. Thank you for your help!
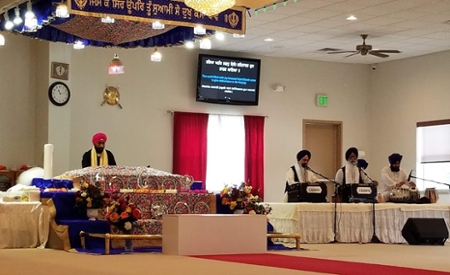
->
[192,253,450,275]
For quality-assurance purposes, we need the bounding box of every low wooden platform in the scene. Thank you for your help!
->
[267,233,301,250]
[79,231,162,255]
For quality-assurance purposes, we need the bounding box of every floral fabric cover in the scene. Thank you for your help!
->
[58,165,193,191]
[116,192,212,219]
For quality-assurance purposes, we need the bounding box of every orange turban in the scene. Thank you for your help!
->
[92,132,107,144]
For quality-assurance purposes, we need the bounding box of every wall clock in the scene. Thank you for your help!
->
[48,81,71,106]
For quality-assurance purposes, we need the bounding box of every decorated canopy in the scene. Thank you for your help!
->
[0,0,246,48]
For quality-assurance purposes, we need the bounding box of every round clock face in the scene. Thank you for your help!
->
[48,82,70,106]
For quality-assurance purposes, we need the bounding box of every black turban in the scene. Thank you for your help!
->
[345,147,358,160]
[388,153,403,165]
[296,150,311,161]
[357,159,368,169]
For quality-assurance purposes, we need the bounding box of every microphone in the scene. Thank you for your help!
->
[407,170,413,182]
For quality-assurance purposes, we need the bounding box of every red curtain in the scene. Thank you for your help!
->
[172,112,208,188]
[244,115,265,200]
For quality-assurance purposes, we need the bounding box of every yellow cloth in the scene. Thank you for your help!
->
[90,147,108,167]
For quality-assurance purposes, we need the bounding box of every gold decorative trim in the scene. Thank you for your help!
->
[47,199,72,251]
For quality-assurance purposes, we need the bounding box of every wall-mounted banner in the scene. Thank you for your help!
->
[68,0,246,34]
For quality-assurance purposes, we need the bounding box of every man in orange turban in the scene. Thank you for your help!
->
[81,132,117,168]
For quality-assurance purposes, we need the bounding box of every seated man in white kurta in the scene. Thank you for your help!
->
[282,149,318,202]
[379,153,416,202]
[335,147,371,202]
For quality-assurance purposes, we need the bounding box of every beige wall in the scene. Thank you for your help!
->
[8,34,450,202]
[0,33,36,169]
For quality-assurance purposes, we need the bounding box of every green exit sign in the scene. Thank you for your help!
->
[317,95,328,107]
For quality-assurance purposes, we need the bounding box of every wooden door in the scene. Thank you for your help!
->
[303,120,342,179]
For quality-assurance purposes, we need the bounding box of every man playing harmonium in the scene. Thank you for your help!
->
[335,147,372,202]
[379,153,416,202]
[282,150,319,202]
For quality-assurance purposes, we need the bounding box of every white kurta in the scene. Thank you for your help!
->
[380,166,410,200]
[282,163,319,202]
[334,163,371,185]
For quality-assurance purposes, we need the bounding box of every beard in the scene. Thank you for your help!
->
[95,147,104,154]
[390,166,400,172]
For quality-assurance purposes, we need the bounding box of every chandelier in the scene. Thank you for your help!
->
[184,0,236,16]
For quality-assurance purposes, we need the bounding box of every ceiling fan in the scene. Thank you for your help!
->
[328,34,402,58]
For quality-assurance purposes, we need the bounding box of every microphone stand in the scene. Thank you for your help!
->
[410,175,450,190]
[358,167,382,244]
[305,166,340,243]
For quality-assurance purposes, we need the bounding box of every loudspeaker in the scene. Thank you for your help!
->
[402,218,449,245]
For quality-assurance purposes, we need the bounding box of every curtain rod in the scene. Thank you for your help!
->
[167,110,268,118]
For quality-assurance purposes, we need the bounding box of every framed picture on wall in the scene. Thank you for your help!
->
[50,62,69,80]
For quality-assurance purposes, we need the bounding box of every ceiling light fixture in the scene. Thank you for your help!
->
[108,54,124,74]
[73,41,85,50]
[24,2,38,30]
[233,33,245,38]
[264,38,274,42]
[101,16,115,23]
[184,0,236,16]
[199,38,211,49]
[13,8,23,25]
[193,25,206,35]
[0,34,5,46]
[4,13,14,30]
[185,41,195,49]
[347,15,357,21]
[150,48,162,62]
[55,3,70,18]
[152,21,165,30]
[215,32,225,40]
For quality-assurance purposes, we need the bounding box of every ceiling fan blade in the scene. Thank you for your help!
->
[345,51,361,58]
[371,50,401,54]
[369,51,389,58]
[327,51,359,54]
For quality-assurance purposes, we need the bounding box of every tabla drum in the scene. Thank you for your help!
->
[389,187,410,203]
[409,187,420,202]
[425,188,439,203]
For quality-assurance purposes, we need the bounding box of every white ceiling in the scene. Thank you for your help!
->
[2,0,450,64]
[214,0,450,64]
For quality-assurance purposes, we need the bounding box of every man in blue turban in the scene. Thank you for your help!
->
[283,150,318,202]
[379,153,416,202]
[334,147,371,202]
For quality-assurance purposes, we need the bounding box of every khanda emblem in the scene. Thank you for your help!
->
[74,0,88,10]
[225,12,239,28]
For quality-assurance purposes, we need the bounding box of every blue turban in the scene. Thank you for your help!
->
[345,147,358,160]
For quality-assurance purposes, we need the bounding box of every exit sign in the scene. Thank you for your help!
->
[317,95,328,107]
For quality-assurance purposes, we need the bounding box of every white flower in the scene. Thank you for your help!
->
[81,192,87,197]
[124,221,132,230]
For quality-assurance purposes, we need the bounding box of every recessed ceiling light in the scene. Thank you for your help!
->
[233,33,245,39]
[215,32,225,41]
[264,38,274,42]
[347,15,357,21]
[185,41,195,49]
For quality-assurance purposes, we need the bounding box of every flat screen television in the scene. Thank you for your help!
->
[196,54,261,106]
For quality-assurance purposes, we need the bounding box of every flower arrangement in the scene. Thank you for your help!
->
[104,194,142,232]
[220,182,271,215]
[75,182,109,209]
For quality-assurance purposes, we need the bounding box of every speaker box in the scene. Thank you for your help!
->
[402,218,449,245]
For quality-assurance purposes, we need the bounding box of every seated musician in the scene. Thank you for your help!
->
[335,147,371,202]
[282,150,318,202]
[379,153,416,202]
